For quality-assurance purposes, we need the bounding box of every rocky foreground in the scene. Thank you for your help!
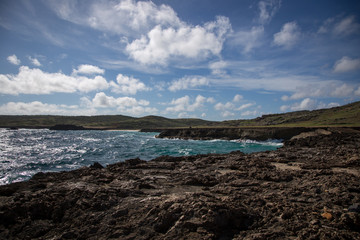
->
[0,128,360,239]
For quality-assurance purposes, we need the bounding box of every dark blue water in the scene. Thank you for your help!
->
[0,129,282,185]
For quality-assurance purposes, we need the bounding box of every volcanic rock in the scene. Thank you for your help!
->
[0,128,359,239]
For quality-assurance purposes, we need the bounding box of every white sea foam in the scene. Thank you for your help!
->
[0,129,282,185]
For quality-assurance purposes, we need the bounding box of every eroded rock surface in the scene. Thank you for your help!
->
[156,127,321,141]
[0,128,359,239]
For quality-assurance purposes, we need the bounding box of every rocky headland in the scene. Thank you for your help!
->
[0,128,360,239]
[154,127,323,141]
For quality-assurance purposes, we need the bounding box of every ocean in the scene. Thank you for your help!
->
[0,128,282,185]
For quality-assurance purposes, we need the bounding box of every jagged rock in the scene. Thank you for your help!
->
[0,128,359,239]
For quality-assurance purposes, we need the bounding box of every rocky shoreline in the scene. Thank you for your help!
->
[154,127,321,141]
[1,128,360,239]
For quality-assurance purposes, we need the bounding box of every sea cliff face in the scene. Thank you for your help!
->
[156,127,320,141]
[0,128,359,239]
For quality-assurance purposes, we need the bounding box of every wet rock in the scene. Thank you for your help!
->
[90,162,104,169]
[0,128,359,239]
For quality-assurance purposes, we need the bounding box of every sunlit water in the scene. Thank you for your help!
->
[0,128,283,185]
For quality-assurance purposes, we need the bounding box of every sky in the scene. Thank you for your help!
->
[0,0,360,120]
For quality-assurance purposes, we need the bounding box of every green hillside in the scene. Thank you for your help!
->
[222,101,360,127]
[0,101,359,129]
[0,115,218,129]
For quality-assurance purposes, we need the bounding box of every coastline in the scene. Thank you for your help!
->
[0,128,359,239]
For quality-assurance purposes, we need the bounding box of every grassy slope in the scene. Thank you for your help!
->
[0,101,359,129]
[0,115,218,129]
[222,101,360,127]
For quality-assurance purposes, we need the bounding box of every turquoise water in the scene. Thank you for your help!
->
[0,129,282,185]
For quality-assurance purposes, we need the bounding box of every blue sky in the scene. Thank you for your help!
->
[1,0,360,120]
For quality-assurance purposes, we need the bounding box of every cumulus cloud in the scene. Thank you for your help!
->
[333,56,360,73]
[165,95,212,113]
[168,76,209,92]
[28,56,41,66]
[0,101,94,115]
[273,21,300,49]
[91,92,156,116]
[280,98,340,112]
[126,16,231,65]
[110,74,150,95]
[221,111,235,118]
[258,0,281,25]
[7,55,21,65]
[73,64,105,75]
[48,0,231,65]
[209,60,228,76]
[92,92,146,108]
[0,66,109,95]
[214,102,235,111]
[48,0,181,37]
[233,94,243,102]
[214,95,256,118]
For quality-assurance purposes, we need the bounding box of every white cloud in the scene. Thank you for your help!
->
[73,64,105,75]
[0,66,109,95]
[110,74,150,95]
[333,56,360,73]
[331,83,355,97]
[318,15,360,37]
[231,26,264,53]
[221,110,235,118]
[91,92,156,116]
[333,15,360,36]
[165,95,211,113]
[233,94,243,102]
[355,86,360,96]
[280,105,289,112]
[126,16,231,65]
[281,95,290,101]
[49,0,231,66]
[214,97,256,117]
[280,98,340,112]
[291,98,317,111]
[230,0,280,53]
[281,82,360,100]
[7,55,21,65]
[241,110,259,117]
[209,60,228,76]
[168,76,209,92]
[0,101,95,115]
[214,102,235,111]
[215,95,254,112]
[207,97,216,104]
[28,56,41,66]
[237,103,254,111]
[258,0,281,25]
[92,92,138,108]
[49,0,181,37]
[273,21,300,49]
